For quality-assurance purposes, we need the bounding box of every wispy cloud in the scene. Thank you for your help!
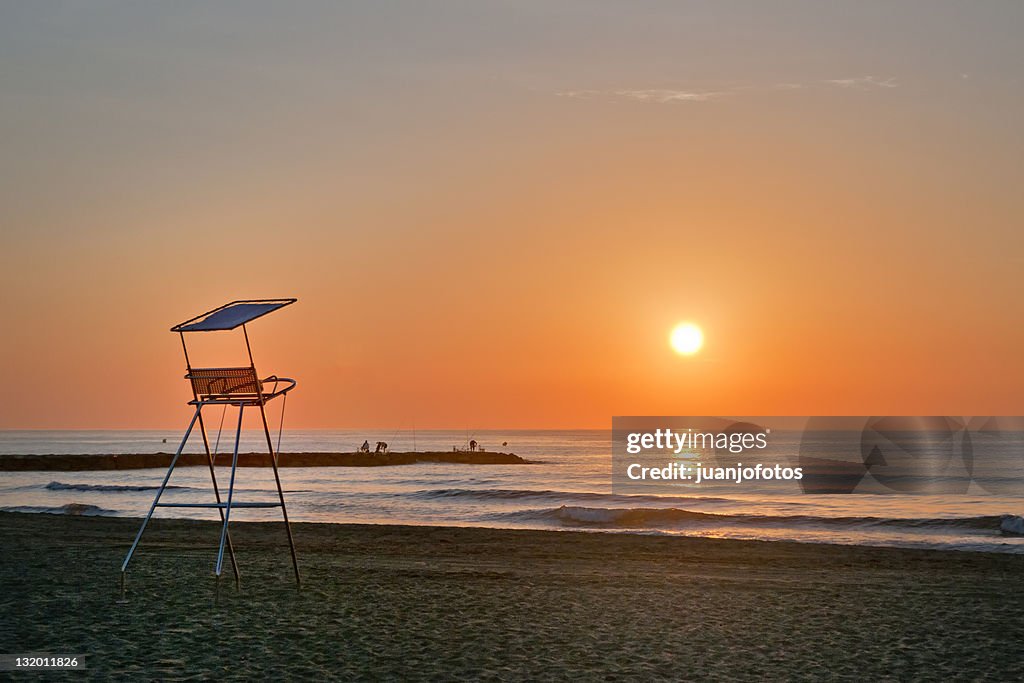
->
[559,76,898,105]
[558,88,724,103]
[612,89,725,103]
[823,75,898,89]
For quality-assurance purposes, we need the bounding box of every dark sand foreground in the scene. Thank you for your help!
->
[2,512,1023,681]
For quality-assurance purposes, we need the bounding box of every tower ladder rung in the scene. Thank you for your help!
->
[155,502,282,508]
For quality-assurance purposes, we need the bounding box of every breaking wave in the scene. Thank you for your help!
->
[410,488,737,505]
[44,481,185,492]
[495,505,1024,535]
[2,503,115,516]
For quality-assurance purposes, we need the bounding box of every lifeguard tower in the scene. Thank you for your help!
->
[121,298,301,586]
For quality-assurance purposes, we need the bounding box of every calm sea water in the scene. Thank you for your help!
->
[1,429,1022,553]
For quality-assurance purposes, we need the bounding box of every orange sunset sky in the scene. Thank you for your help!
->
[1,2,1022,429]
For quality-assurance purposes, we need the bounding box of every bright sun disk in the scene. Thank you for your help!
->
[670,322,703,355]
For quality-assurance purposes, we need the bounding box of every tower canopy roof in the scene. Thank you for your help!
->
[171,299,297,333]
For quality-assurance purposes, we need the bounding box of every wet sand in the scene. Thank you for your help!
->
[0,451,528,471]
[2,511,1022,680]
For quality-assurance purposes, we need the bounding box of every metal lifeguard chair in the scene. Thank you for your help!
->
[122,298,301,586]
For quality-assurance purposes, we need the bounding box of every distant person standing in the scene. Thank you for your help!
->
[469,439,477,452]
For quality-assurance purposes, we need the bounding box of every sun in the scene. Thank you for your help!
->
[670,322,703,355]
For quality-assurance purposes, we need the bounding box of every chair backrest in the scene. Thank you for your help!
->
[186,367,260,400]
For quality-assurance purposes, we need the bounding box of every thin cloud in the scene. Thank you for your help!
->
[613,89,724,103]
[558,88,724,103]
[823,75,898,89]
[557,89,596,98]
[559,77,898,104]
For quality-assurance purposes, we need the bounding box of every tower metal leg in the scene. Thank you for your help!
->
[122,406,201,576]
[258,399,301,586]
[215,405,244,578]
[196,409,240,584]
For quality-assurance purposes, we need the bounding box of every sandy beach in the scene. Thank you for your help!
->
[0,451,529,471]
[2,511,1022,680]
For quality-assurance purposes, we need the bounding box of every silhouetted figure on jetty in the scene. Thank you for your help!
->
[375,441,388,454]
[359,440,370,453]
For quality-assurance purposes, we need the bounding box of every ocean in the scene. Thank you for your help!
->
[1,429,1022,553]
